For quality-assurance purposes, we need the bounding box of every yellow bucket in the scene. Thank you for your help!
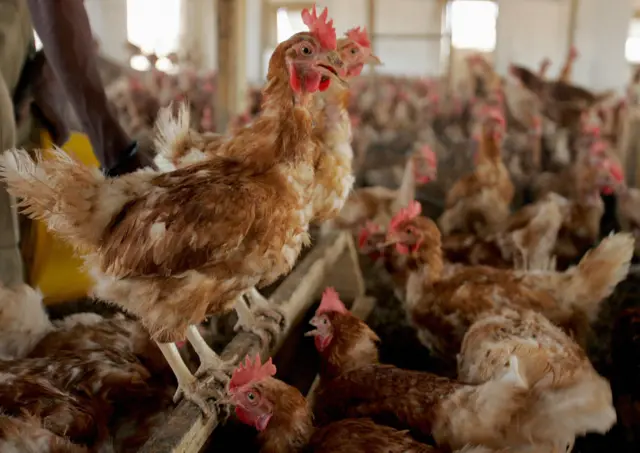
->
[28,131,99,305]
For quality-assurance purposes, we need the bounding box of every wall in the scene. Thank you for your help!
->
[84,0,129,63]
[88,0,637,91]
[493,0,571,79]
[180,0,217,69]
[373,0,443,77]
[494,0,634,92]
[573,0,633,91]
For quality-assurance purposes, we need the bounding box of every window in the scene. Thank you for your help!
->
[33,31,43,51]
[126,0,181,71]
[276,7,307,44]
[450,0,498,52]
[626,19,640,63]
[263,7,308,78]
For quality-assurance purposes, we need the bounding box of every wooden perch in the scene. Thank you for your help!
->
[139,231,355,453]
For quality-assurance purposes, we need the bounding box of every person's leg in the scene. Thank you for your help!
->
[0,0,34,286]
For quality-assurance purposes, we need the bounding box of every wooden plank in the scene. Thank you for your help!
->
[139,231,349,453]
[374,32,450,40]
[322,235,366,302]
[216,0,246,132]
[566,0,579,52]
[368,0,376,73]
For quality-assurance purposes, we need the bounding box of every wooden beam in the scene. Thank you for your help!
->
[216,0,247,132]
[139,231,352,453]
[567,0,580,51]
[375,32,450,40]
[368,0,376,73]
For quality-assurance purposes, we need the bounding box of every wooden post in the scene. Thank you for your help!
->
[216,0,247,132]
[567,0,580,52]
[367,0,376,73]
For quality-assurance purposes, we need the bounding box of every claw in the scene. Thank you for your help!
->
[172,378,218,418]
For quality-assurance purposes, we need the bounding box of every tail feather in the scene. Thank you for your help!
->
[561,232,634,321]
[0,148,142,250]
[435,355,529,449]
[153,103,204,169]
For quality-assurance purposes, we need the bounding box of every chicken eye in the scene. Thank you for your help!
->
[405,227,413,234]
[321,318,328,325]
[247,392,256,402]
[350,48,358,55]
[301,46,312,55]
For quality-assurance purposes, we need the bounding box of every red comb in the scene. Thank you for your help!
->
[420,145,437,166]
[482,107,506,129]
[389,201,422,233]
[358,222,380,249]
[601,159,624,182]
[316,287,348,315]
[591,140,607,155]
[301,5,337,50]
[229,355,277,391]
[345,26,371,49]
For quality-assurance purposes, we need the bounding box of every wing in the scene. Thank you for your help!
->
[445,174,478,208]
[314,365,452,432]
[98,162,272,278]
[309,418,435,453]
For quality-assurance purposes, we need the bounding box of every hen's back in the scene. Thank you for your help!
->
[308,418,437,453]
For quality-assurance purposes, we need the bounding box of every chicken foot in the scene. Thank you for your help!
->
[156,334,233,418]
[233,288,286,348]
[185,325,236,379]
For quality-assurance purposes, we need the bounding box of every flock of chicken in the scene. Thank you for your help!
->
[0,4,639,452]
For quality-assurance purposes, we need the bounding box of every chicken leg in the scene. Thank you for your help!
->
[233,287,285,348]
[185,325,235,379]
[156,342,218,417]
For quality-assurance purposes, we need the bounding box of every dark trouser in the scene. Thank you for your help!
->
[0,0,34,286]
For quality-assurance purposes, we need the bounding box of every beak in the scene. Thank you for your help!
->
[382,231,411,248]
[367,54,382,66]
[304,317,321,337]
[317,50,349,86]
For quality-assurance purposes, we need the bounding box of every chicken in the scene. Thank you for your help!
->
[381,201,633,358]
[0,284,52,360]
[308,26,380,224]
[458,307,616,451]
[537,58,552,79]
[611,307,640,437]
[558,46,579,84]
[153,26,380,226]
[306,288,529,451]
[0,284,175,450]
[0,7,345,415]
[0,372,106,447]
[613,167,640,255]
[0,415,89,453]
[542,148,622,268]
[442,192,569,270]
[325,145,437,234]
[225,354,437,453]
[438,109,514,237]
[457,446,556,453]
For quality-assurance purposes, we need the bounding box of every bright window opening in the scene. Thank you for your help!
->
[450,0,498,52]
[33,31,43,50]
[126,0,181,72]
[276,7,307,44]
[626,19,640,63]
